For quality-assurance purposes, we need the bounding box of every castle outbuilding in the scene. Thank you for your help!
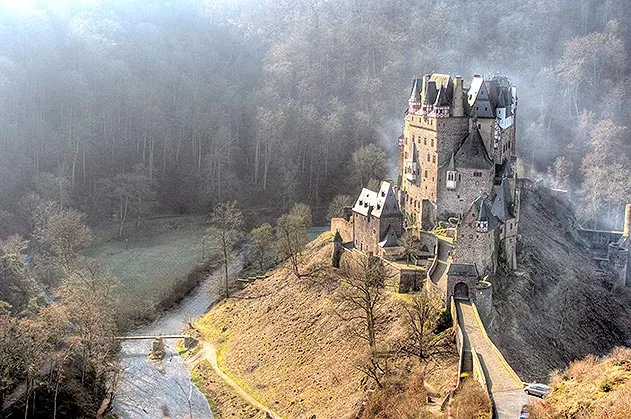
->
[331,181,404,258]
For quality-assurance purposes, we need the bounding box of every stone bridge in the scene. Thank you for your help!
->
[450,297,532,418]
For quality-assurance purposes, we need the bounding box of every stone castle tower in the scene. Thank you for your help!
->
[398,73,519,274]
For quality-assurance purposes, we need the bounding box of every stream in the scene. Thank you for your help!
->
[113,254,245,419]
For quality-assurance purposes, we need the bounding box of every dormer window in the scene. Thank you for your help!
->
[446,170,456,190]
[476,220,488,233]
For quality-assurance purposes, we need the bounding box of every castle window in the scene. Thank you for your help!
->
[405,152,408,159]
[477,123,481,129]
[424,170,428,177]
[424,138,427,145]
[432,155,436,163]
[446,170,456,190]
[427,154,430,162]
[473,172,482,177]
[431,139,434,147]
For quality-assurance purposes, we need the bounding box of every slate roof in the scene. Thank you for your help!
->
[352,181,401,219]
[448,263,479,277]
[353,188,378,217]
[491,177,514,221]
[447,152,456,171]
[378,225,399,248]
[409,78,421,103]
[453,127,493,170]
[472,195,502,231]
[423,74,453,107]
[424,80,438,105]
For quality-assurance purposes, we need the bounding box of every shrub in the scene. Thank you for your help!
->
[451,380,492,419]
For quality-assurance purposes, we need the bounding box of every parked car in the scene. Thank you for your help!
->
[524,383,551,398]
[519,404,529,419]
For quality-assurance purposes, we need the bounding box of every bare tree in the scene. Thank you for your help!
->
[36,208,93,269]
[399,289,454,371]
[275,203,312,279]
[206,201,244,299]
[0,235,31,314]
[337,252,389,351]
[250,223,274,273]
[57,259,119,387]
[326,194,353,220]
[399,231,422,265]
[101,165,154,237]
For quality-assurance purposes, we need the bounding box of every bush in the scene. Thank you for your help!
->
[450,380,492,419]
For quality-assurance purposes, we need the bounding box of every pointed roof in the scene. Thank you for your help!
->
[378,225,399,248]
[409,78,421,104]
[447,152,456,171]
[491,177,514,221]
[454,127,493,170]
[424,80,438,104]
[435,86,451,106]
[468,75,494,118]
[469,195,501,231]
[477,197,490,221]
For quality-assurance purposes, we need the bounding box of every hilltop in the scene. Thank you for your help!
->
[190,234,461,418]
[488,186,631,381]
[528,347,631,418]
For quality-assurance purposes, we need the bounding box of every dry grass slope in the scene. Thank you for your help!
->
[195,234,458,419]
[529,347,631,419]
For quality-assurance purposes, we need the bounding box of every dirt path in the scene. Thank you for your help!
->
[190,342,283,419]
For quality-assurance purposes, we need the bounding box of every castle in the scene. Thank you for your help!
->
[332,73,521,309]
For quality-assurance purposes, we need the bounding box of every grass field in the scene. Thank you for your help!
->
[86,222,208,314]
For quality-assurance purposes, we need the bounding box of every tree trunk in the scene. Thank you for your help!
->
[223,234,229,299]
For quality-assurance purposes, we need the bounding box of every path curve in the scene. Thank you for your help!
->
[191,342,283,419]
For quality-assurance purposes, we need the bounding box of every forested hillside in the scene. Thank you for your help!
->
[1,0,630,231]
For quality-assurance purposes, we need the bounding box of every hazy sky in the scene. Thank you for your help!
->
[1,0,99,13]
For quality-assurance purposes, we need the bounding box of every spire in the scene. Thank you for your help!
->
[409,78,421,104]
[477,198,489,222]
[448,152,456,171]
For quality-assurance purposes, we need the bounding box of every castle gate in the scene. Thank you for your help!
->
[454,282,469,300]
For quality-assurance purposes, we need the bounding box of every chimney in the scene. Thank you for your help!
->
[453,75,464,117]
[624,204,631,237]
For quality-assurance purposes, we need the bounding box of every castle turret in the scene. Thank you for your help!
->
[408,79,421,114]
[452,75,464,117]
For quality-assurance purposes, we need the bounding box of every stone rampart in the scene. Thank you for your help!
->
[331,217,354,244]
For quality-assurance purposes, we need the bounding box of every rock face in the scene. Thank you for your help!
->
[488,186,631,381]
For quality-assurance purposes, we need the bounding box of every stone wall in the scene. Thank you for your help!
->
[331,217,354,244]
[353,213,379,255]
[473,279,493,321]
[446,266,479,304]
[455,217,497,275]
[437,166,494,220]
[400,114,468,229]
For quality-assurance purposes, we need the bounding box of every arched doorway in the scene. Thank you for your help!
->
[454,282,469,300]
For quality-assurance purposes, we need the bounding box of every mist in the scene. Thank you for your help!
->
[0,0,629,231]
